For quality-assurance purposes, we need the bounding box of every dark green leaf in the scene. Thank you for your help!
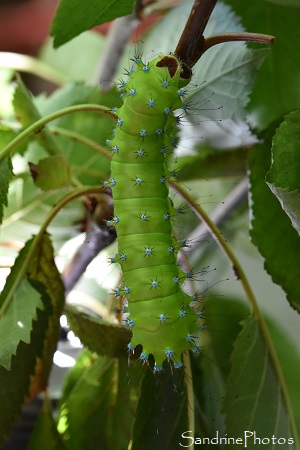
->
[263,0,300,7]
[248,131,300,311]
[0,155,13,224]
[0,126,14,223]
[224,315,298,447]
[65,305,131,359]
[178,147,248,180]
[266,109,300,235]
[27,233,65,397]
[105,358,144,450]
[225,0,300,129]
[266,316,300,439]
[59,352,143,449]
[131,363,188,450]
[51,0,135,48]
[27,395,66,450]
[29,154,71,191]
[190,297,249,441]
[35,82,119,185]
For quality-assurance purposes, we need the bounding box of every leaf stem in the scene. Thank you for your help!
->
[50,126,112,160]
[203,32,275,54]
[0,104,117,162]
[170,181,299,445]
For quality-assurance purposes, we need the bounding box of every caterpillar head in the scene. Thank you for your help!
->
[156,53,192,88]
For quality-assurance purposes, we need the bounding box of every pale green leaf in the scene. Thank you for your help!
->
[142,1,267,148]
[29,154,71,191]
[39,32,105,83]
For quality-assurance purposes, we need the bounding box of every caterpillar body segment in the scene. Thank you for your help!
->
[107,54,201,369]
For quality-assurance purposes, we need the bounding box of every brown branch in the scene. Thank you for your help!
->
[175,0,218,67]
[202,32,275,55]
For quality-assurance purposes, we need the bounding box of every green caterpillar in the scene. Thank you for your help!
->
[106,53,202,371]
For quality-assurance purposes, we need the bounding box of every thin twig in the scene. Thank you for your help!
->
[62,221,116,295]
[0,104,116,162]
[93,0,144,89]
[183,177,248,257]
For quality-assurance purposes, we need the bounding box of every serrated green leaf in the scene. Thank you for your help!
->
[0,298,51,444]
[248,131,300,311]
[266,109,300,235]
[0,279,43,370]
[13,76,61,155]
[131,363,188,450]
[0,240,45,370]
[0,233,64,442]
[0,155,13,224]
[29,154,71,191]
[225,0,300,129]
[34,82,119,185]
[0,233,65,373]
[0,126,14,223]
[189,297,249,441]
[27,395,67,450]
[65,305,131,359]
[266,317,300,438]
[51,0,135,48]
[224,315,298,448]
[27,233,65,397]
[1,82,117,248]
[143,1,267,147]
